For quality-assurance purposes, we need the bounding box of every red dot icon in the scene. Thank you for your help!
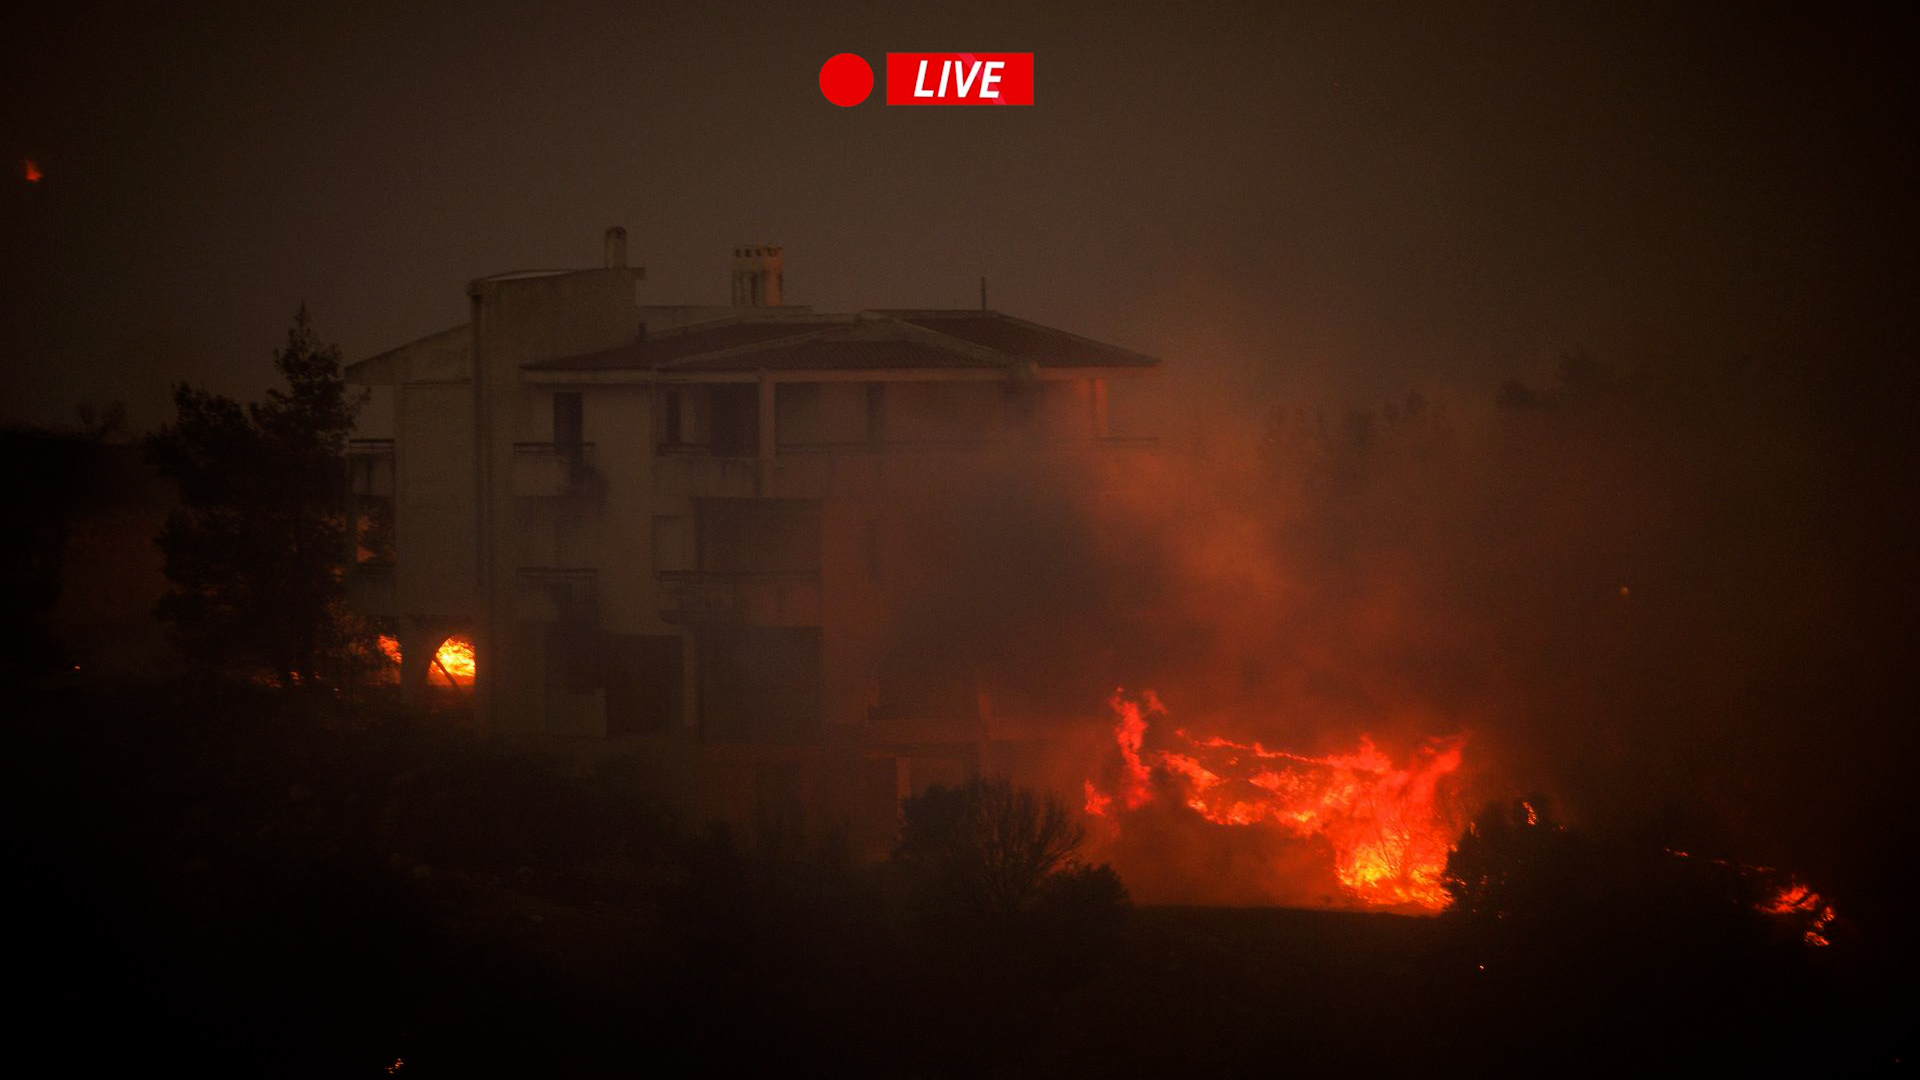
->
[819,53,873,107]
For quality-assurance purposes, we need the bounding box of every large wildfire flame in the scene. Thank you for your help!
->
[1085,690,1466,911]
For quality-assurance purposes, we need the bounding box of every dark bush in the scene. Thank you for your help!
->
[893,776,1094,915]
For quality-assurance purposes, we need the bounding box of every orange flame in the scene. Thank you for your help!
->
[24,159,42,182]
[374,633,475,687]
[1086,690,1465,911]
[434,636,476,685]
[1766,882,1835,946]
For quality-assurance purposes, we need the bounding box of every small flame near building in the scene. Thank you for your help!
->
[376,634,475,688]
[1084,690,1466,911]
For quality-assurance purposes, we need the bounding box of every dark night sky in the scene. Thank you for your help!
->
[2,0,1912,431]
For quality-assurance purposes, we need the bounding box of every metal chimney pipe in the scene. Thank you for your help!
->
[604,226,628,268]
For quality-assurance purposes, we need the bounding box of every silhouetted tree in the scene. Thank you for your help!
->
[1443,795,1580,921]
[2,405,146,676]
[146,308,362,685]
[893,777,1102,917]
[1445,795,1774,955]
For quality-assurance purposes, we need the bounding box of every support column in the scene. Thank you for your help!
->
[756,373,776,495]
[397,618,440,703]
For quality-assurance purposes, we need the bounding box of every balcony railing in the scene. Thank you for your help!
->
[658,569,821,626]
[653,451,759,498]
[347,438,395,497]
[511,442,602,498]
[515,566,598,623]
[346,561,397,615]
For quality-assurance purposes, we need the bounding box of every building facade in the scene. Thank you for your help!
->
[346,229,1158,846]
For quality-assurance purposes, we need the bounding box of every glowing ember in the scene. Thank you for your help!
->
[24,159,42,182]
[1086,689,1465,911]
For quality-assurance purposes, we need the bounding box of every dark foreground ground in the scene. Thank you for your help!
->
[9,677,1906,1076]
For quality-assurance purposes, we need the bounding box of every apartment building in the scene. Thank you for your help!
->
[345,229,1158,843]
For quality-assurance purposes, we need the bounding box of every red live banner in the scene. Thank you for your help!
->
[885,53,1034,105]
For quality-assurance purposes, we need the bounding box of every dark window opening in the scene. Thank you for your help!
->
[554,392,584,446]
[355,496,394,565]
[696,498,821,574]
[875,638,976,722]
[605,634,683,735]
[775,381,820,448]
[711,385,758,454]
[699,627,822,743]
[663,390,683,446]
[546,624,601,694]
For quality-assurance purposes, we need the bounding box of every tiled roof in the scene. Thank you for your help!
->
[527,322,828,371]
[882,312,1160,369]
[529,311,1159,374]
[665,338,996,373]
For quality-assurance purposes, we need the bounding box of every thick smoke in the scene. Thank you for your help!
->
[878,348,1915,914]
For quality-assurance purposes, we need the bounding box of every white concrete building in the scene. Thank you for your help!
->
[345,229,1159,845]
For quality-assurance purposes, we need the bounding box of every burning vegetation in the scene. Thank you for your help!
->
[1766,883,1837,947]
[1084,690,1465,911]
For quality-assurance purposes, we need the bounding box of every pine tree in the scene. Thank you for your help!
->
[146,307,362,685]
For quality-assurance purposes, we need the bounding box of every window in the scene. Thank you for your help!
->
[553,392,583,446]
[605,634,683,735]
[710,385,759,454]
[663,390,683,446]
[546,624,601,694]
[699,627,822,743]
[696,498,821,574]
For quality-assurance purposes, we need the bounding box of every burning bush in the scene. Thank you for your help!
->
[1434,796,1847,1066]
[1443,795,1836,948]
[1084,690,1467,910]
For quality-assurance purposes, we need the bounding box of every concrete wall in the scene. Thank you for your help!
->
[469,268,646,737]
[395,382,476,617]
[775,382,867,447]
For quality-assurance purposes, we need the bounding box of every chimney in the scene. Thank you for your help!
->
[604,226,628,268]
[731,244,784,307]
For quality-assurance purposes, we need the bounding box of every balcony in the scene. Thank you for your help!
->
[346,562,397,615]
[653,436,1161,500]
[658,570,821,626]
[515,567,598,623]
[347,438,394,497]
[653,445,759,498]
[511,442,603,499]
